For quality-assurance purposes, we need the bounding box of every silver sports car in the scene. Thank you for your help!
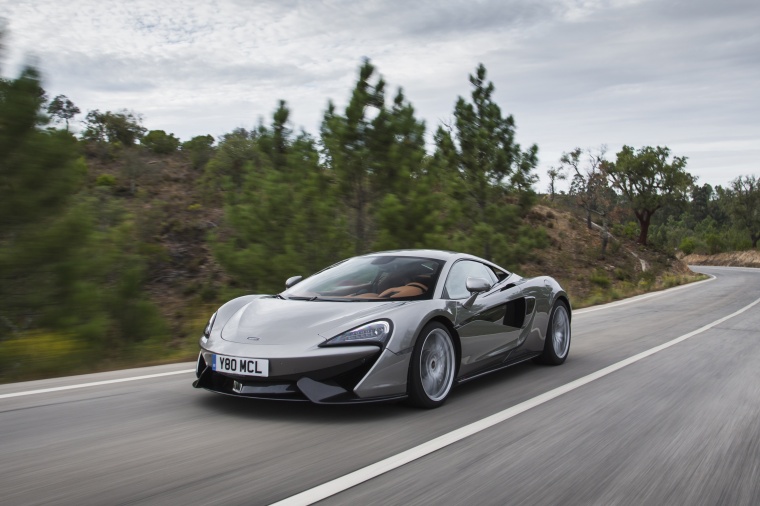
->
[193,249,571,408]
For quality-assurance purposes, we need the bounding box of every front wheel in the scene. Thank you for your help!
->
[537,300,571,365]
[407,322,457,409]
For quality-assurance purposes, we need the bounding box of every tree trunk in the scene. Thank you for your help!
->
[355,182,366,254]
[636,210,651,245]
[586,210,592,229]
[600,217,609,258]
[354,175,369,255]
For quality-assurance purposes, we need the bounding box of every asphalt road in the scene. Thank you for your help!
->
[1,266,759,506]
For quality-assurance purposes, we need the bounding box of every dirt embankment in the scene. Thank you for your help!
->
[683,250,760,268]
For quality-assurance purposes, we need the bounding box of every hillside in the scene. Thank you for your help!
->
[519,204,695,307]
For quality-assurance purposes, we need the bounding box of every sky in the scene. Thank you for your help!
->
[1,0,758,190]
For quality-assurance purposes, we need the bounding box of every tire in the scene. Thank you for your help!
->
[537,300,571,365]
[407,322,457,409]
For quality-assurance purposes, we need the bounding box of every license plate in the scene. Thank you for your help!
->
[212,354,269,377]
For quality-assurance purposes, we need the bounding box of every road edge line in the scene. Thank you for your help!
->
[0,369,195,400]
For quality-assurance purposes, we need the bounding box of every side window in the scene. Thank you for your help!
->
[444,261,494,299]
[489,266,508,282]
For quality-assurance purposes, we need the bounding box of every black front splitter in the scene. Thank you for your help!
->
[198,387,407,405]
[194,367,406,404]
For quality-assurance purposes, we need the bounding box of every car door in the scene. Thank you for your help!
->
[445,260,526,377]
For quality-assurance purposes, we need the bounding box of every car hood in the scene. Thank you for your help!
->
[220,298,402,345]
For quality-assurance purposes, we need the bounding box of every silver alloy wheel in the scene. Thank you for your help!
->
[552,304,571,359]
[419,328,455,402]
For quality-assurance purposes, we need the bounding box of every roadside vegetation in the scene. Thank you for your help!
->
[1,44,756,382]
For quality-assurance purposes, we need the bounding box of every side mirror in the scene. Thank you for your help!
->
[466,277,491,294]
[463,277,491,309]
[285,275,303,289]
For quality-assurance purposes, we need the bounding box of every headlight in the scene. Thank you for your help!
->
[202,312,217,343]
[321,320,392,347]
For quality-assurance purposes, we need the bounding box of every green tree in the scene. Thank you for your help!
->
[46,94,80,132]
[81,109,147,146]
[141,129,180,154]
[211,103,351,292]
[564,147,608,229]
[181,134,215,170]
[606,145,694,245]
[728,175,760,248]
[0,68,81,232]
[371,90,456,251]
[689,184,713,225]
[202,128,260,195]
[320,59,386,253]
[434,63,539,264]
[546,165,567,201]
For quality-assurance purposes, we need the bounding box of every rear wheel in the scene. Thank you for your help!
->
[407,322,456,409]
[537,300,571,365]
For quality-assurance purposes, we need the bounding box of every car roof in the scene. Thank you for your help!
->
[360,249,480,263]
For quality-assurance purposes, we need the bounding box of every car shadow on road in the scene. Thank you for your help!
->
[192,358,549,424]
[448,360,542,401]
[193,391,411,424]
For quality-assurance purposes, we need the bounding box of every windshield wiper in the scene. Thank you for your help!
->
[286,295,319,301]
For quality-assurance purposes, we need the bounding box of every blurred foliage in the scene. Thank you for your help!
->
[0,64,167,382]
[96,173,116,187]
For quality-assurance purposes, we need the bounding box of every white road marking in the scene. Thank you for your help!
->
[270,294,760,506]
[0,370,195,399]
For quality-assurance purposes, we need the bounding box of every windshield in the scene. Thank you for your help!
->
[283,256,444,301]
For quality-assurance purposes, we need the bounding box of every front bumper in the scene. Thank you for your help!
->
[193,348,408,404]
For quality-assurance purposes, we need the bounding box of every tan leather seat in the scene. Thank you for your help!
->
[378,281,428,298]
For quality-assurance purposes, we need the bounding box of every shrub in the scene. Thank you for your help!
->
[637,270,656,290]
[679,237,697,255]
[0,331,91,381]
[705,233,725,255]
[622,221,639,240]
[141,130,180,154]
[182,134,215,170]
[96,174,116,186]
[590,269,611,288]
